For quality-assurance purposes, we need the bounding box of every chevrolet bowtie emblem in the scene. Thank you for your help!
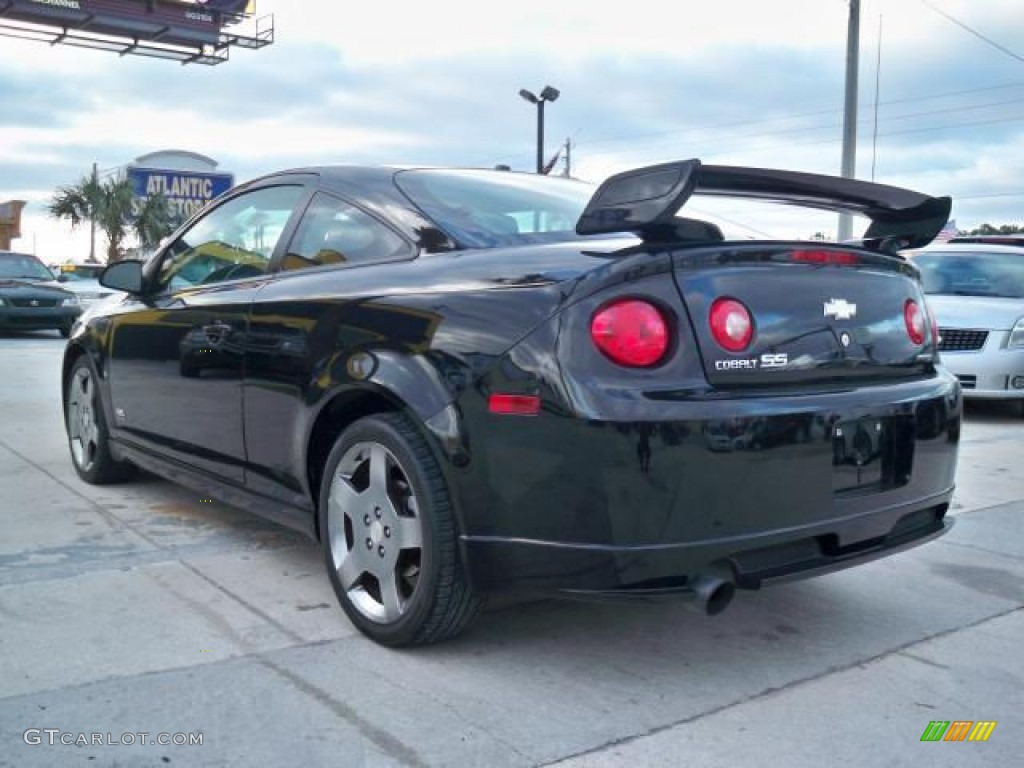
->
[823,298,857,320]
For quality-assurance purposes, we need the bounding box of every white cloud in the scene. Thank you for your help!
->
[2,0,1024,261]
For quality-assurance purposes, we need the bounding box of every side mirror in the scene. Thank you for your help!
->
[100,260,145,294]
[56,274,68,283]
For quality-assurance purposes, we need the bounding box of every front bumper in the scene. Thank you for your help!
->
[456,371,961,595]
[941,334,1024,399]
[0,305,80,331]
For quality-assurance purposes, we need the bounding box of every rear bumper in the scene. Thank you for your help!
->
[457,370,961,594]
[464,493,953,595]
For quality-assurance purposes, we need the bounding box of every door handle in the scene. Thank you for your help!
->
[202,323,233,345]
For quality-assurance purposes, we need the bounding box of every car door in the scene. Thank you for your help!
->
[242,190,418,506]
[106,183,309,483]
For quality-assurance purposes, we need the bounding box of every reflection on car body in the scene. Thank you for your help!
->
[62,160,961,646]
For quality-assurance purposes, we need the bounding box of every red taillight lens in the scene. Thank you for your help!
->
[488,394,541,415]
[590,299,669,367]
[904,299,926,345]
[709,298,754,352]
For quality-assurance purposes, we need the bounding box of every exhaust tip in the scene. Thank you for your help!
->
[704,580,736,616]
[689,574,736,616]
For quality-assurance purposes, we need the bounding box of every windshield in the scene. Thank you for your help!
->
[0,253,54,280]
[914,250,1024,299]
[395,169,594,248]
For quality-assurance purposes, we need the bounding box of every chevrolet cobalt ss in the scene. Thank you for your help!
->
[62,160,961,645]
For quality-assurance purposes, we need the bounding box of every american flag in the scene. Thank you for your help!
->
[933,218,958,243]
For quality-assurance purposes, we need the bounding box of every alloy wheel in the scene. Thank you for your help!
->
[67,367,99,472]
[326,441,424,623]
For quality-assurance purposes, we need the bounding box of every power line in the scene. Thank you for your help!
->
[956,192,1024,200]
[483,79,1024,168]
[576,99,1024,164]
[564,112,1024,180]
[920,0,1024,65]
[562,80,1024,150]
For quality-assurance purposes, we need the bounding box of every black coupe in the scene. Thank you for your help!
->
[62,160,961,645]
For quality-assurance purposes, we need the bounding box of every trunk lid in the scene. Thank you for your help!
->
[673,244,935,388]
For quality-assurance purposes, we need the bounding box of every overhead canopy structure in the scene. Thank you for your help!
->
[0,0,273,65]
[0,200,26,250]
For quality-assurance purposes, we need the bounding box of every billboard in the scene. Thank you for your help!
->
[127,167,234,221]
[0,0,272,65]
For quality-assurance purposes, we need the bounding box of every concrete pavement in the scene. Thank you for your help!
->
[0,331,1021,767]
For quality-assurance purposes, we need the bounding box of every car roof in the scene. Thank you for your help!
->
[910,242,1024,255]
[948,235,1024,245]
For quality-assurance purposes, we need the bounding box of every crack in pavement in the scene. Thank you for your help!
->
[255,656,429,768]
[535,603,1024,767]
[0,439,161,550]
[178,559,307,645]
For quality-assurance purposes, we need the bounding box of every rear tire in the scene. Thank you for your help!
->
[65,356,135,484]
[319,412,481,646]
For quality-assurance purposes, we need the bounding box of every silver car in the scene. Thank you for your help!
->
[55,263,123,308]
[910,243,1024,407]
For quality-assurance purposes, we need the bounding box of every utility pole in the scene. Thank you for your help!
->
[562,137,572,178]
[838,0,860,242]
[89,161,98,263]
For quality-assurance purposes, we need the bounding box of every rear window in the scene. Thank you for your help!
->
[395,169,593,248]
[913,250,1024,299]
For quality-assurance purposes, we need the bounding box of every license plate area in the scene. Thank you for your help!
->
[832,416,913,494]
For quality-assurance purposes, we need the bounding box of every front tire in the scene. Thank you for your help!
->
[65,356,135,484]
[319,412,481,646]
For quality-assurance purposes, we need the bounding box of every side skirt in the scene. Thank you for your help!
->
[111,438,317,540]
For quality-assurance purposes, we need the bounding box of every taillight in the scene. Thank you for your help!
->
[590,299,669,367]
[709,298,754,352]
[924,300,940,346]
[904,299,926,345]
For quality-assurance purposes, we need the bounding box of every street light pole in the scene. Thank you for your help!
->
[838,0,860,241]
[536,99,545,175]
[519,85,560,174]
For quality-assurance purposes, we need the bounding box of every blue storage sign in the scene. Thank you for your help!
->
[127,166,234,220]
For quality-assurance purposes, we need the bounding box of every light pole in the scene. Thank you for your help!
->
[838,0,860,241]
[519,85,560,174]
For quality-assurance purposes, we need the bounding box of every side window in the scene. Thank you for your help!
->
[156,185,304,292]
[281,193,411,272]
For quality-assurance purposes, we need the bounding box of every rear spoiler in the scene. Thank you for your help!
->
[575,159,952,251]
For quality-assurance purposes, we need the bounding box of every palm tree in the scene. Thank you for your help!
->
[134,191,182,252]
[48,170,103,262]
[49,172,179,262]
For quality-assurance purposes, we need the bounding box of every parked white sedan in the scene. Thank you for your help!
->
[910,243,1024,410]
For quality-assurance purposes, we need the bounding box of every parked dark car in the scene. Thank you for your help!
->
[0,250,81,336]
[61,160,961,645]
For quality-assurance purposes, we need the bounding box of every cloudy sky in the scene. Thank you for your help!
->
[2,0,1024,262]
